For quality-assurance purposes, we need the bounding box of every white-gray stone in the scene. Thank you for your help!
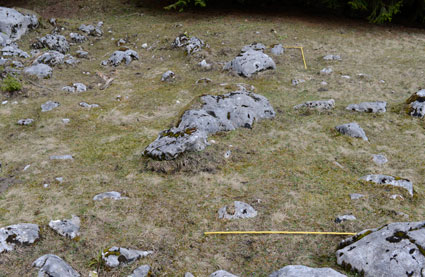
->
[185,273,195,277]
[224,49,276,78]
[291,79,305,86]
[93,191,128,201]
[172,34,205,54]
[406,89,425,118]
[76,50,88,58]
[79,22,103,37]
[350,193,365,200]
[210,270,238,277]
[320,67,333,74]
[346,101,386,113]
[0,223,39,253]
[1,45,30,58]
[323,54,341,61]
[129,265,150,277]
[36,34,69,54]
[335,122,368,141]
[294,99,335,110]
[198,59,212,70]
[102,247,152,268]
[41,100,60,112]
[50,155,73,160]
[0,7,38,41]
[23,63,52,79]
[335,214,356,223]
[49,215,80,239]
[79,102,99,108]
[17,118,34,125]
[70,32,86,43]
[336,221,425,277]
[64,55,79,65]
[161,70,175,81]
[241,42,266,52]
[270,44,284,56]
[218,201,257,220]
[33,50,64,66]
[33,254,80,277]
[360,174,413,196]
[62,83,87,93]
[373,154,388,165]
[101,49,138,66]
[270,265,346,277]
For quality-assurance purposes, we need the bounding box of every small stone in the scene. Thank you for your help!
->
[210,270,238,277]
[0,223,39,253]
[70,32,86,43]
[390,194,404,200]
[102,247,153,268]
[1,100,7,105]
[335,214,356,223]
[196,77,212,84]
[320,81,328,86]
[360,174,413,196]
[161,70,175,82]
[185,273,195,277]
[406,89,425,118]
[79,22,103,37]
[50,155,73,160]
[350,193,364,200]
[270,265,346,277]
[44,183,49,188]
[33,254,80,277]
[224,150,231,159]
[323,54,341,61]
[101,49,138,66]
[198,59,212,70]
[141,43,148,49]
[23,165,31,171]
[129,265,150,277]
[76,50,88,58]
[270,44,284,56]
[17,118,34,125]
[49,215,80,239]
[1,45,30,58]
[35,34,70,53]
[320,67,333,75]
[93,191,128,201]
[294,99,335,110]
[41,101,60,112]
[62,83,87,93]
[79,102,99,108]
[346,101,387,113]
[55,177,63,183]
[64,55,79,65]
[62,118,70,124]
[49,18,56,26]
[372,154,388,165]
[241,42,266,52]
[172,34,205,54]
[335,122,368,141]
[291,79,305,86]
[341,75,350,79]
[218,201,257,220]
[33,50,64,66]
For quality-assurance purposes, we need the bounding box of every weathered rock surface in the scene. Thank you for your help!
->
[49,215,80,239]
[360,174,413,196]
[33,254,80,277]
[36,34,70,54]
[270,265,346,277]
[23,63,52,79]
[69,32,86,43]
[270,44,284,56]
[50,155,73,160]
[291,79,305,86]
[79,22,103,37]
[185,272,195,277]
[335,214,356,223]
[93,191,128,201]
[241,42,266,52]
[210,270,238,277]
[346,101,386,113]
[335,122,368,141]
[323,54,341,61]
[0,223,39,253]
[129,265,150,277]
[79,102,99,108]
[1,45,30,58]
[17,118,34,125]
[218,201,257,219]
[172,34,205,54]
[373,154,388,165]
[144,90,275,160]
[294,99,335,110]
[101,49,138,66]
[199,59,212,70]
[161,70,175,81]
[62,83,87,93]
[76,50,88,58]
[406,89,425,118]
[0,7,38,41]
[336,221,425,277]
[64,55,79,65]
[33,50,64,66]
[224,49,276,77]
[320,67,333,74]
[102,247,153,268]
[41,100,60,112]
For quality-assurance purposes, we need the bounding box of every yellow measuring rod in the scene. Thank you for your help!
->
[204,231,357,236]
[284,46,308,70]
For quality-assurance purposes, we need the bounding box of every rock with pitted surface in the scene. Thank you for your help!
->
[144,90,275,160]
[172,34,205,54]
[33,254,80,277]
[406,89,425,118]
[35,34,70,53]
[1,45,30,58]
[323,54,341,61]
[271,44,284,56]
[224,49,276,78]
[360,174,413,196]
[0,7,38,42]
[49,215,80,239]
[62,83,87,93]
[335,122,368,141]
[0,223,39,253]
[33,50,64,66]
[101,49,138,66]
[241,42,266,52]
[346,101,386,113]
[270,265,346,277]
[102,247,153,268]
[335,214,356,223]
[69,32,87,43]
[336,221,425,277]
[218,201,257,219]
[79,22,103,37]
[294,99,335,110]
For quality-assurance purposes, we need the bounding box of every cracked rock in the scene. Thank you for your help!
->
[17,118,34,125]
[0,223,39,253]
[33,254,80,277]
[270,265,346,277]
[335,122,368,141]
[24,64,53,79]
[373,154,388,165]
[101,49,138,66]
[270,44,284,56]
[144,90,275,160]
[102,247,152,268]
[79,22,103,37]
[33,50,64,66]
[129,265,151,277]
[49,215,80,239]
[70,32,87,43]
[41,100,60,112]
[335,214,356,223]
[172,34,205,54]
[218,201,257,219]
[360,174,413,196]
[323,54,341,61]
[93,191,128,201]
[346,101,386,113]
[161,70,175,81]
[294,99,335,110]
[0,7,38,41]
[406,89,425,118]
[224,49,276,78]
[62,83,87,93]
[210,270,238,277]
[36,34,70,54]
[336,221,425,277]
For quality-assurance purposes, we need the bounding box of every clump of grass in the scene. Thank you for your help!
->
[1,75,22,93]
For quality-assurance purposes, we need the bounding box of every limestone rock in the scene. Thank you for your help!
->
[102,247,153,268]
[291,79,305,86]
[270,44,284,56]
[218,201,257,219]
[0,223,39,253]
[161,70,175,81]
[346,101,386,113]
[336,221,425,277]
[185,273,195,277]
[93,191,128,201]
[199,59,212,70]
[41,100,60,112]
[210,270,238,277]
[101,50,138,66]
[76,50,88,58]
[323,54,341,61]
[144,90,275,160]
[373,154,388,165]
[350,193,364,200]
[0,7,38,41]
[360,174,413,196]
[33,50,64,66]
[50,155,73,160]
[36,34,70,54]
[320,67,333,74]
[17,118,34,125]
[129,265,150,277]
[79,102,99,108]
[294,99,335,110]
[172,34,205,54]
[1,45,30,58]
[406,89,425,118]
[335,214,356,223]
[24,63,52,79]
[64,55,79,65]
[62,83,87,93]
[79,22,103,37]
[33,254,80,277]
[70,33,86,43]
[335,122,368,141]
[224,49,276,78]
[270,265,346,277]
[49,215,80,239]
[241,42,266,52]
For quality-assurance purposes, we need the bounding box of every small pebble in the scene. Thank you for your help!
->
[43,184,49,188]
[62,118,70,124]
[23,165,31,171]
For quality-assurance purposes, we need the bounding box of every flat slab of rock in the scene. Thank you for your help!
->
[224,49,276,77]
[102,247,153,268]
[33,50,64,66]
[294,99,335,110]
[218,201,257,219]
[0,7,38,41]
[24,63,52,79]
[270,265,346,277]
[41,100,60,112]
[49,215,80,239]
[210,270,238,277]
[144,90,275,160]
[50,155,73,160]
[335,214,356,223]
[373,154,388,165]
[0,223,39,253]
[320,67,333,74]
[172,34,205,54]
[346,101,386,113]
[241,42,266,52]
[93,191,128,201]
[33,254,80,277]
[360,174,413,196]
[336,221,425,277]
[129,265,150,277]
[76,50,88,58]
[335,122,368,141]
[101,49,138,66]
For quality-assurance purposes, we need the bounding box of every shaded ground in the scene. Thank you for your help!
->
[0,0,424,276]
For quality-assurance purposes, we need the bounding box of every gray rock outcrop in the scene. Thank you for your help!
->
[224,49,276,77]
[271,44,284,56]
[41,100,60,112]
[1,45,30,58]
[33,254,80,277]
[406,89,425,118]
[161,70,175,81]
[210,270,238,277]
[23,63,52,79]
[241,42,266,52]
[346,101,387,113]
[335,122,368,141]
[62,83,87,93]
[48,215,80,239]
[69,32,86,43]
[336,221,425,277]
[144,90,275,160]
[129,265,151,277]
[360,174,413,196]
[270,265,346,277]
[102,247,153,268]
[33,50,64,66]
[294,99,335,110]
[218,201,257,219]
[0,7,38,42]
[93,191,128,201]
[0,223,39,253]
[172,34,205,54]
[79,22,103,37]
[101,49,138,66]
[36,34,70,54]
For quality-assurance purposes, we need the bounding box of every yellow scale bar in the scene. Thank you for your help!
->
[284,46,308,70]
[205,231,357,236]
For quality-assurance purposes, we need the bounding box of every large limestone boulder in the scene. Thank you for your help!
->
[224,49,276,77]
[336,221,425,277]
[101,49,138,66]
[0,7,38,42]
[33,254,80,277]
[346,101,387,113]
[360,174,413,196]
[0,223,39,253]
[269,265,346,277]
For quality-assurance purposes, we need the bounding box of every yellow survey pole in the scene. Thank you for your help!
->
[284,46,308,70]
